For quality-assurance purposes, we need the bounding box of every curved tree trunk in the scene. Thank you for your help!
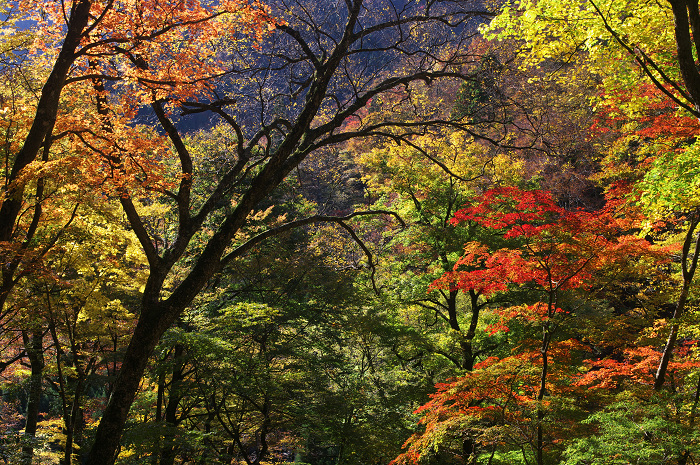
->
[0,0,92,312]
[85,302,180,465]
[655,211,700,390]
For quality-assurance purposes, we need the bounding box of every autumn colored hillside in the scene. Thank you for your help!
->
[1,0,700,464]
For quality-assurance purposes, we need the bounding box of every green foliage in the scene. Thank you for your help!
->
[452,55,503,123]
[639,141,700,219]
[563,395,700,465]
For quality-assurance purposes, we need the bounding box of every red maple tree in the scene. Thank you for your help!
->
[398,187,662,465]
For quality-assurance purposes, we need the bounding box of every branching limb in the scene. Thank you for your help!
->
[589,0,700,116]
[220,210,405,295]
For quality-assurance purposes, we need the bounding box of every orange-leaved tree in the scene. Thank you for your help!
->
[396,187,661,465]
[1,0,275,462]
[0,0,275,307]
[486,0,700,395]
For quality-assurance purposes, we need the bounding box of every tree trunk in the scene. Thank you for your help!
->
[85,302,180,465]
[536,325,550,465]
[444,288,480,371]
[0,0,92,312]
[62,374,86,465]
[159,344,185,465]
[21,330,44,465]
[536,292,555,465]
[463,290,482,371]
[668,0,700,113]
[655,212,700,390]
[152,370,166,464]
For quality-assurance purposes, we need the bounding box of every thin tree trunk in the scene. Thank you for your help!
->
[655,212,700,390]
[21,330,44,465]
[63,359,91,465]
[0,0,91,239]
[159,344,185,465]
[152,370,166,465]
[536,291,556,465]
[0,0,92,318]
[536,326,550,465]
[464,289,482,371]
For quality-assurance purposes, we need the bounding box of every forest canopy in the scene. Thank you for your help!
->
[1,0,700,464]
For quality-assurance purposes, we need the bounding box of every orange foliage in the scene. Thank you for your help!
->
[577,343,700,390]
[393,339,585,465]
[10,0,278,198]
[434,187,660,302]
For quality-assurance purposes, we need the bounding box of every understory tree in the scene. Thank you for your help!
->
[395,187,666,465]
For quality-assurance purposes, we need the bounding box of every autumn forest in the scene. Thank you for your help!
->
[2,0,700,464]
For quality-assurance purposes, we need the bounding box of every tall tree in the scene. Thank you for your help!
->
[397,187,660,465]
[1,1,275,461]
[20,1,496,463]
